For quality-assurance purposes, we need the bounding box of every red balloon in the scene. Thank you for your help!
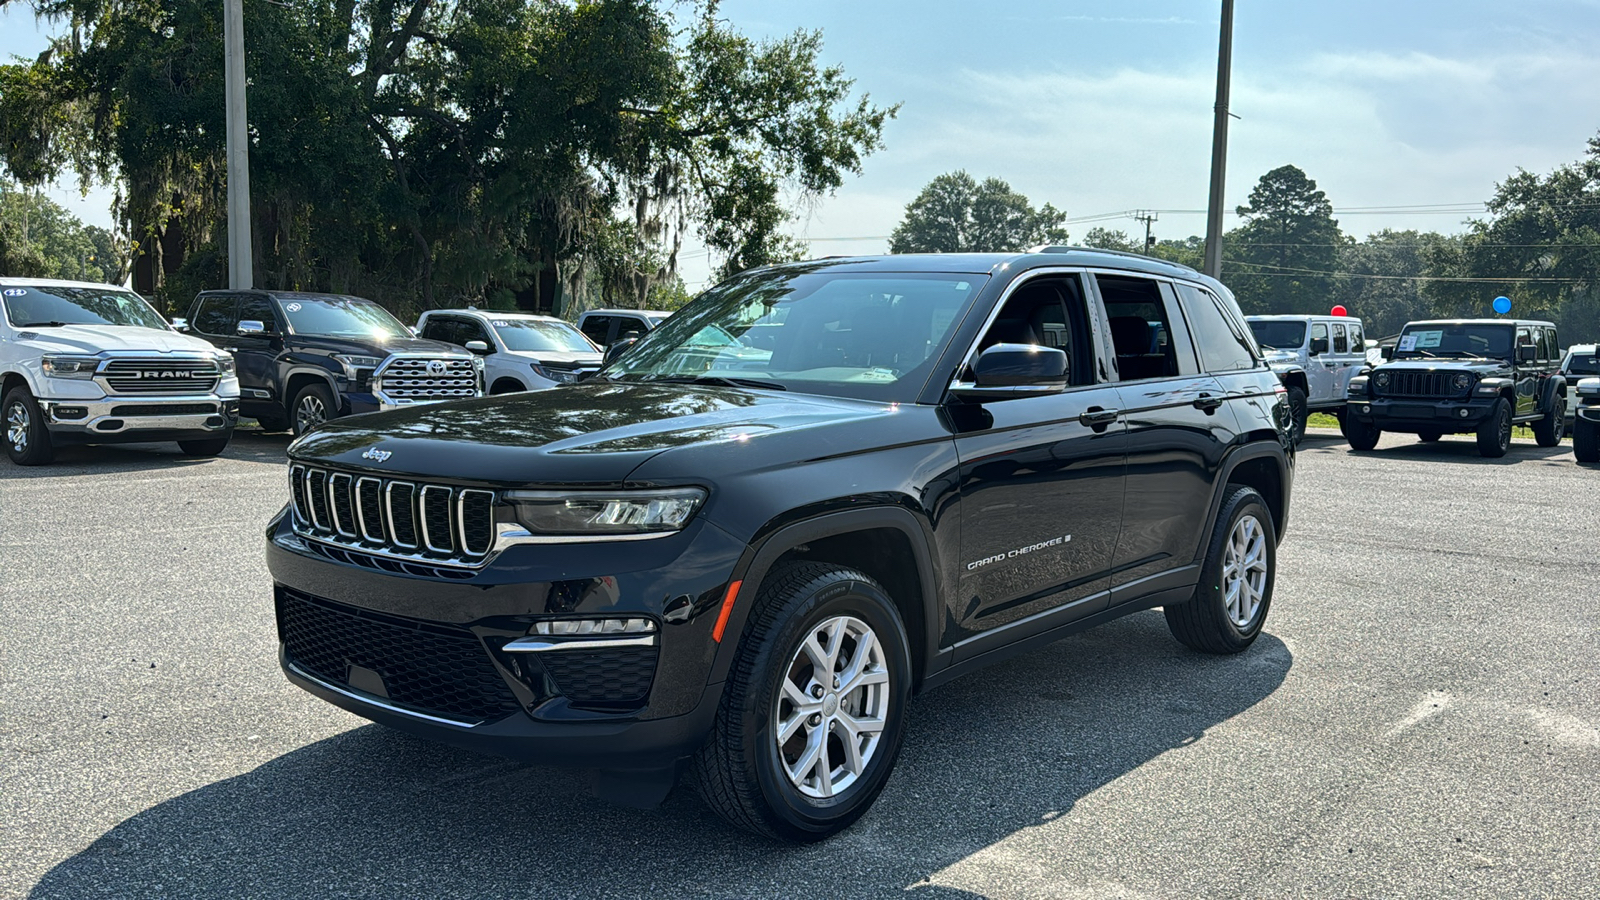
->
[1330,305,1348,317]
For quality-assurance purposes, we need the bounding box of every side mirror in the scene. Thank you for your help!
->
[464,340,491,354]
[1309,337,1329,355]
[170,317,190,332]
[950,343,1068,401]
[1518,344,1537,362]
[237,319,266,336]
[1380,346,1394,361]
[603,336,639,367]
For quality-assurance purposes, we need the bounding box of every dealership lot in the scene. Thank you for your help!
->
[2,430,1596,899]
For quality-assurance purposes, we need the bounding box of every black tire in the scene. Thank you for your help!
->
[291,382,338,436]
[694,562,913,842]
[1164,486,1276,654]
[1418,430,1442,443]
[1532,394,1564,447]
[490,378,526,395]
[3,386,54,465]
[253,413,291,433]
[1285,385,1308,445]
[1575,416,1599,463]
[177,436,232,457]
[1341,412,1381,451]
[1476,398,1513,458]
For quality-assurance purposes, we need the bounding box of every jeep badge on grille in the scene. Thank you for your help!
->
[361,447,393,462]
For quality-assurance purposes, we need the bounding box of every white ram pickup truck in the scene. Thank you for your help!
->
[1,278,240,465]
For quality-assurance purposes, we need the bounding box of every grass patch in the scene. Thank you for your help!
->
[1307,413,1341,429]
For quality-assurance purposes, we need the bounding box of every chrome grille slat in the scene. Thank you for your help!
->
[99,358,221,396]
[375,357,477,401]
[293,467,493,567]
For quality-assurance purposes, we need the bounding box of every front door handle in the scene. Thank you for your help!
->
[1079,407,1120,430]
[1193,393,1224,413]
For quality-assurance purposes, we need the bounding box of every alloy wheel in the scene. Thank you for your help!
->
[1498,409,1512,451]
[1222,514,1268,628]
[297,395,327,432]
[6,401,28,453]
[774,615,890,799]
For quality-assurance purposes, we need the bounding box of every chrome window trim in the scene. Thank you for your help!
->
[419,484,455,554]
[355,476,385,543]
[328,473,357,537]
[385,481,418,549]
[456,489,495,557]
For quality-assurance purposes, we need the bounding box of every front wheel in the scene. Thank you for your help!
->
[1341,412,1381,451]
[1476,398,1512,458]
[291,382,338,436]
[1165,485,1276,654]
[1532,394,1564,447]
[3,386,54,466]
[1575,416,1599,463]
[1418,430,1442,443]
[178,436,232,457]
[694,562,912,842]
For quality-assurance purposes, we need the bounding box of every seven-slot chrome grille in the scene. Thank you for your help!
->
[98,358,221,395]
[375,357,478,402]
[1379,371,1467,399]
[289,464,496,564]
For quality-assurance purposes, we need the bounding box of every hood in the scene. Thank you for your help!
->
[288,380,902,486]
[499,349,603,367]
[1375,358,1510,375]
[16,324,223,356]
[288,334,471,359]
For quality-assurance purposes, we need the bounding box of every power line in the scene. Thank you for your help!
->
[1229,260,1587,283]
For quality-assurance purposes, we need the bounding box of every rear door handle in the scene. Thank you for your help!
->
[1079,407,1120,428]
[1193,393,1224,413]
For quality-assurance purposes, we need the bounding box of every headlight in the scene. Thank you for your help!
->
[1347,376,1368,396]
[1374,371,1390,388]
[40,355,100,378]
[1452,372,1471,390]
[531,363,582,385]
[215,354,237,376]
[504,488,707,536]
[333,354,384,379]
[1578,378,1600,398]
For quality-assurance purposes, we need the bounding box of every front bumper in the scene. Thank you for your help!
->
[1345,395,1493,430]
[40,395,239,443]
[264,508,747,767]
[1577,403,1600,425]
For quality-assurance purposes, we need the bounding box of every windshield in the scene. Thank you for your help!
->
[1394,323,1513,360]
[279,296,411,338]
[1247,320,1307,350]
[491,318,597,353]
[2,285,169,330]
[605,268,985,402]
[1566,349,1600,375]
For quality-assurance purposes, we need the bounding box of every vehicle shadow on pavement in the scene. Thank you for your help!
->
[0,430,292,479]
[1302,431,1573,466]
[27,612,1291,900]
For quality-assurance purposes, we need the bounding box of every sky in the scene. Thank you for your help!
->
[5,0,1600,290]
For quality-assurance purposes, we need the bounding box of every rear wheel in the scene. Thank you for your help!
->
[1165,486,1275,654]
[1285,386,1308,445]
[291,383,337,436]
[1531,394,1564,447]
[694,562,912,841]
[177,436,232,457]
[3,386,54,466]
[1575,416,1599,463]
[1418,430,1442,443]
[1476,398,1513,458]
[1341,412,1381,451]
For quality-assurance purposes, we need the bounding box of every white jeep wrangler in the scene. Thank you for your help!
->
[1,278,240,465]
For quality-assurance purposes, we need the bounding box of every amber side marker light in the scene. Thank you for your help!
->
[711,580,743,643]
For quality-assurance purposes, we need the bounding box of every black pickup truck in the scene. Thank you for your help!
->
[180,290,482,434]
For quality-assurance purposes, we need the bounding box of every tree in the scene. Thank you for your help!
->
[1148,235,1205,270]
[0,179,122,282]
[1223,165,1344,314]
[1080,227,1140,253]
[888,171,1068,253]
[1333,230,1457,337]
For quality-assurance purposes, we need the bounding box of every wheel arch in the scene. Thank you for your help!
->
[708,506,942,692]
[1200,443,1290,549]
[490,376,526,394]
[284,368,338,414]
[2,369,34,399]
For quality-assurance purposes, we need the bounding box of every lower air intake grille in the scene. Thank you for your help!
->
[277,589,521,723]
[538,646,659,706]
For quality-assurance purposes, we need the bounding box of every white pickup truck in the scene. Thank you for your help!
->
[1,278,240,465]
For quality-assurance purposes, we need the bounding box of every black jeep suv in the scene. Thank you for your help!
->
[182,290,482,434]
[1342,318,1566,457]
[266,251,1294,840]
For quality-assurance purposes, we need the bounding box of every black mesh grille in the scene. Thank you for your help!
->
[277,589,521,722]
[389,483,417,547]
[289,467,494,565]
[539,646,658,705]
[306,470,330,527]
[1382,371,1465,398]
[356,478,384,542]
[109,403,217,416]
[329,474,356,536]
[460,491,494,556]
[421,487,453,552]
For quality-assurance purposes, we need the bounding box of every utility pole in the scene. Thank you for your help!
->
[1203,0,1235,279]
[223,0,253,289]
[1132,210,1159,252]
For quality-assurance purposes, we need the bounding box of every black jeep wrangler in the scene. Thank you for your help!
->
[1343,318,1566,457]
[265,250,1294,840]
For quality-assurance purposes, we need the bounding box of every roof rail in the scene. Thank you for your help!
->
[1023,244,1199,273]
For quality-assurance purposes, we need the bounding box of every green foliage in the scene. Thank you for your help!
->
[0,181,124,282]
[1149,235,1205,270]
[1224,165,1345,314]
[1332,229,1458,337]
[3,0,893,313]
[1080,227,1139,254]
[888,171,1068,253]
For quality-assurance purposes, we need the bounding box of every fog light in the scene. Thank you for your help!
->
[52,406,88,420]
[1459,408,1471,418]
[533,618,657,636]
[1362,405,1371,414]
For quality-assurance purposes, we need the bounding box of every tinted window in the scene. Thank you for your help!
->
[1566,349,1600,376]
[1539,327,1555,361]
[1394,323,1512,360]
[1332,323,1349,354]
[491,318,596,353]
[1,285,171,330]
[616,316,650,341]
[1247,320,1306,350]
[1100,276,1187,380]
[194,296,238,335]
[974,276,1091,386]
[238,296,278,333]
[1176,283,1257,372]
[419,316,457,344]
[580,316,612,344]
[278,296,410,338]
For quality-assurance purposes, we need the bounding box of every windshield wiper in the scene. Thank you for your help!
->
[16,321,76,328]
[647,374,788,391]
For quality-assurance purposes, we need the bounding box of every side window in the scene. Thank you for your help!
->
[1099,275,1190,380]
[237,296,277,334]
[418,316,451,343]
[1539,327,1555,362]
[458,318,491,345]
[973,275,1092,386]
[1516,327,1534,359]
[1310,322,1328,354]
[580,316,612,345]
[1347,323,1364,355]
[1331,323,1349,354]
[1175,283,1257,373]
[193,296,237,336]
[616,316,649,341]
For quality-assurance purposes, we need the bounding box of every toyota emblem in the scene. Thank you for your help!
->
[426,360,448,376]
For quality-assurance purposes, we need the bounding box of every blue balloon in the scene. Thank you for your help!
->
[1493,296,1512,314]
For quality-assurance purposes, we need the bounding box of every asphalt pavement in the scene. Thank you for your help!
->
[2,427,1597,899]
